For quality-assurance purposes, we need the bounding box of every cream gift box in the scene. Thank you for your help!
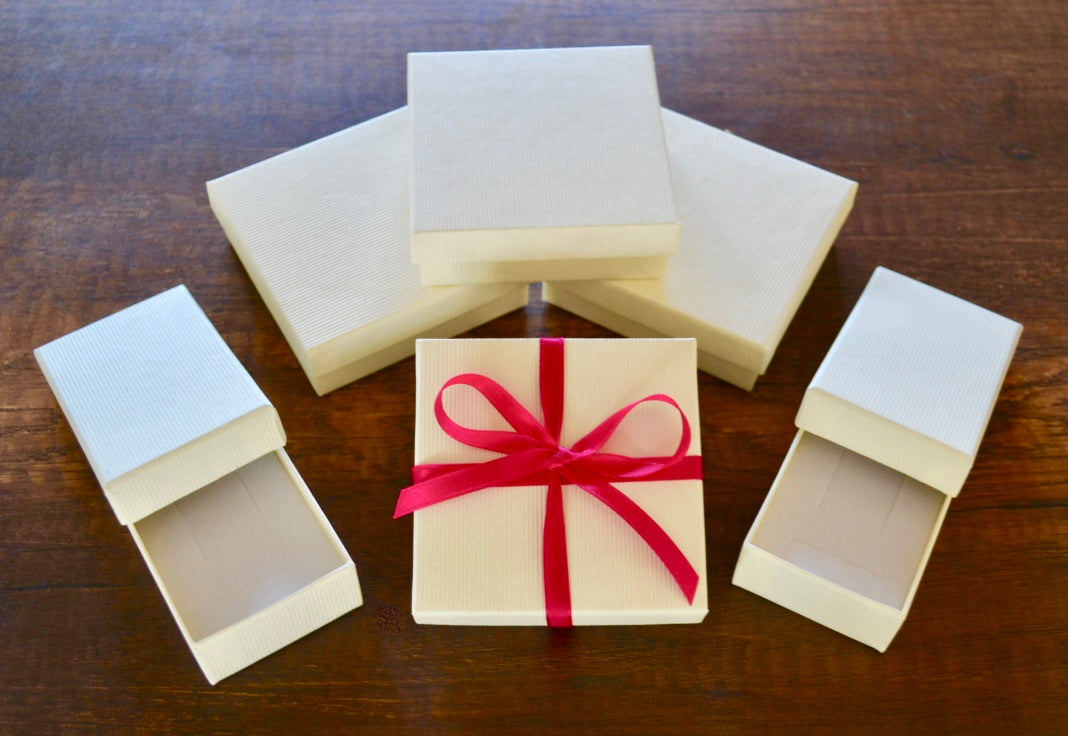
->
[34,285,362,684]
[407,46,680,286]
[395,338,708,625]
[206,107,529,395]
[732,267,1021,650]
[543,107,858,390]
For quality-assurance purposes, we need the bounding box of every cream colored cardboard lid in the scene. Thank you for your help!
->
[205,107,527,393]
[35,285,285,524]
[410,338,707,625]
[542,107,857,381]
[796,267,1022,497]
[407,46,679,264]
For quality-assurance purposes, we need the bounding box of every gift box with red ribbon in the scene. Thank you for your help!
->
[394,337,708,626]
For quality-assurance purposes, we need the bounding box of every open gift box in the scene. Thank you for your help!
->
[395,337,708,625]
[35,286,362,683]
[732,267,1021,650]
[206,108,529,396]
[543,107,857,390]
[407,46,680,286]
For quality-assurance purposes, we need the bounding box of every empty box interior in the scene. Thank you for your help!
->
[132,451,350,642]
[748,432,948,611]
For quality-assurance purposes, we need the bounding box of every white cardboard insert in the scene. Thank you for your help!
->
[409,338,707,625]
[733,268,1021,650]
[543,107,857,390]
[206,107,529,395]
[407,46,680,285]
[35,286,362,683]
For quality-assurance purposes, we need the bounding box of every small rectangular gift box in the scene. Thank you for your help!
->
[206,107,529,395]
[407,46,680,286]
[732,267,1021,650]
[543,107,857,390]
[34,286,362,683]
[394,337,708,625]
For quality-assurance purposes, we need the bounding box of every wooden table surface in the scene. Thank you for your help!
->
[2,1,1065,733]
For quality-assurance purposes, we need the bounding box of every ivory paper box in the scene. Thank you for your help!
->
[733,268,1021,650]
[407,46,680,285]
[206,108,529,395]
[395,338,708,625]
[543,107,857,390]
[35,286,362,684]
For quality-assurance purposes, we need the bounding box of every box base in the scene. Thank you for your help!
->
[542,282,759,390]
[420,255,669,287]
[131,450,362,683]
[307,285,530,394]
[733,432,949,651]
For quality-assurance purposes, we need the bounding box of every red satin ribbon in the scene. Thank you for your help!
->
[394,337,702,627]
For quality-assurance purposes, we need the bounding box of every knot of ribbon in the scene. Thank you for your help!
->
[394,337,702,626]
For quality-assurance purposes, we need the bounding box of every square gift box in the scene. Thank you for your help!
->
[732,267,1021,650]
[206,107,529,395]
[396,338,708,625]
[543,107,857,390]
[407,46,680,285]
[35,285,362,684]
[542,108,858,390]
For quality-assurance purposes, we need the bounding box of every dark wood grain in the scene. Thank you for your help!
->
[2,1,1066,734]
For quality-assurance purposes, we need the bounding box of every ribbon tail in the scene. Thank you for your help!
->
[576,480,699,604]
[543,475,573,627]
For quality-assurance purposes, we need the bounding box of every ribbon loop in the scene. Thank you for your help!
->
[434,373,555,453]
[570,393,692,473]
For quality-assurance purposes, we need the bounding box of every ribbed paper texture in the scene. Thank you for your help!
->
[206,108,527,390]
[99,407,282,524]
[411,338,707,625]
[734,544,905,652]
[192,565,361,684]
[34,285,282,522]
[544,107,857,380]
[208,109,420,351]
[803,268,1022,476]
[408,46,679,263]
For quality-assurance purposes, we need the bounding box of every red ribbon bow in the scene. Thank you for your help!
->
[394,337,702,626]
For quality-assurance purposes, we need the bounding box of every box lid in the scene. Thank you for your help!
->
[206,107,528,394]
[409,337,707,625]
[35,285,285,524]
[795,267,1021,497]
[407,45,679,264]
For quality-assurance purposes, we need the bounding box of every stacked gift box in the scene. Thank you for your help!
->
[205,45,859,393]
[35,45,1021,683]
